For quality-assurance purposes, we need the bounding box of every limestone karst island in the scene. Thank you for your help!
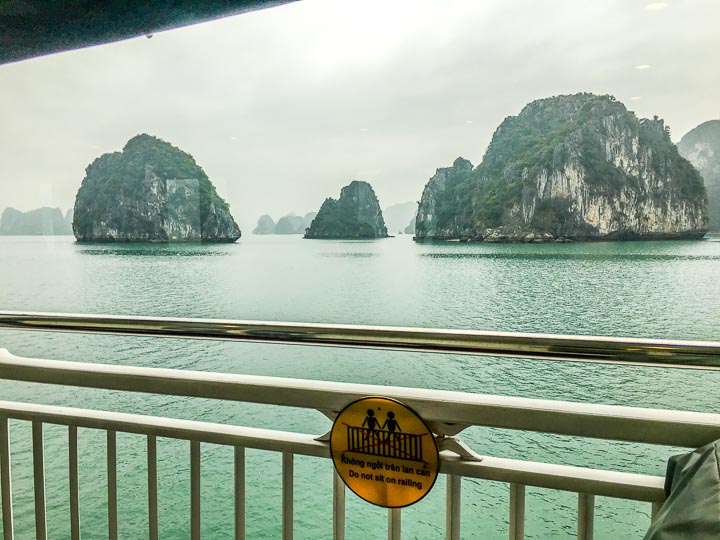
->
[66,96,714,245]
[252,213,317,234]
[304,180,389,239]
[72,134,241,243]
[414,93,709,242]
[0,207,73,235]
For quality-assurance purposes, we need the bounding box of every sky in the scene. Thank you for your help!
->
[1,0,719,231]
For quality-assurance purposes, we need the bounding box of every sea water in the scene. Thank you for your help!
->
[1,234,719,539]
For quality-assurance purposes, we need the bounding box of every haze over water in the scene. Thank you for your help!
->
[1,234,719,538]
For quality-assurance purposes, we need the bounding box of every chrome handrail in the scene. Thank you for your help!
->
[1,310,719,369]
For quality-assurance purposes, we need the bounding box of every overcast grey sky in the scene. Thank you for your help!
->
[1,0,718,231]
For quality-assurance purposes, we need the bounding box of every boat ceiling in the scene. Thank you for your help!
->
[0,0,296,65]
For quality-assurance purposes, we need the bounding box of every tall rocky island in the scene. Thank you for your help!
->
[415,94,708,242]
[73,134,241,242]
[678,120,720,232]
[304,181,388,239]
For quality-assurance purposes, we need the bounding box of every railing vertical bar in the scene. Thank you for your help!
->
[651,501,662,522]
[32,421,47,540]
[68,426,80,540]
[0,418,13,540]
[577,493,594,540]
[107,430,117,540]
[446,474,461,540]
[191,441,201,540]
[332,470,345,540]
[388,508,401,540]
[147,435,158,540]
[282,452,293,540]
[509,483,525,540]
[234,446,245,540]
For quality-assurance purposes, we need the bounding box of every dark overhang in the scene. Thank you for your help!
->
[0,1,297,66]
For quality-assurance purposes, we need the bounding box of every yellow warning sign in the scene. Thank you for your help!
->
[330,396,440,508]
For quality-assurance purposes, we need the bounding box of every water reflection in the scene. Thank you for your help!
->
[422,252,720,262]
[76,243,234,257]
[320,252,377,258]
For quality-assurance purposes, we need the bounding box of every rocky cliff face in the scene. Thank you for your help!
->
[415,157,474,238]
[305,181,388,239]
[0,207,72,235]
[73,134,240,242]
[678,120,720,232]
[415,94,708,242]
[252,214,276,234]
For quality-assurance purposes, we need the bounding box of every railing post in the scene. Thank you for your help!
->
[446,474,461,540]
[148,435,158,540]
[577,493,594,540]
[107,430,117,540]
[235,446,245,540]
[282,452,293,540]
[651,501,662,522]
[509,483,525,540]
[388,508,401,540]
[191,440,201,540]
[0,418,13,540]
[32,421,47,540]
[69,426,80,540]
[332,470,345,540]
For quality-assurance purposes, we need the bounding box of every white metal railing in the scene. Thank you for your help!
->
[0,351,716,540]
[0,399,669,540]
[1,313,720,539]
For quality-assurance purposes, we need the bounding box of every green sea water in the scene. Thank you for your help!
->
[1,234,719,539]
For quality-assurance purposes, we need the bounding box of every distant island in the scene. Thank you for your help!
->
[383,202,417,235]
[304,180,388,239]
[253,214,276,234]
[0,207,73,235]
[73,134,241,242]
[255,203,409,236]
[414,93,708,242]
[404,216,416,234]
[679,120,720,232]
[252,212,317,234]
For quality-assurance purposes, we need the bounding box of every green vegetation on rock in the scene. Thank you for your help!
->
[73,134,240,242]
[415,93,708,242]
[305,181,388,239]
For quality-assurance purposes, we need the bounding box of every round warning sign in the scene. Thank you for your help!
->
[330,396,440,508]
